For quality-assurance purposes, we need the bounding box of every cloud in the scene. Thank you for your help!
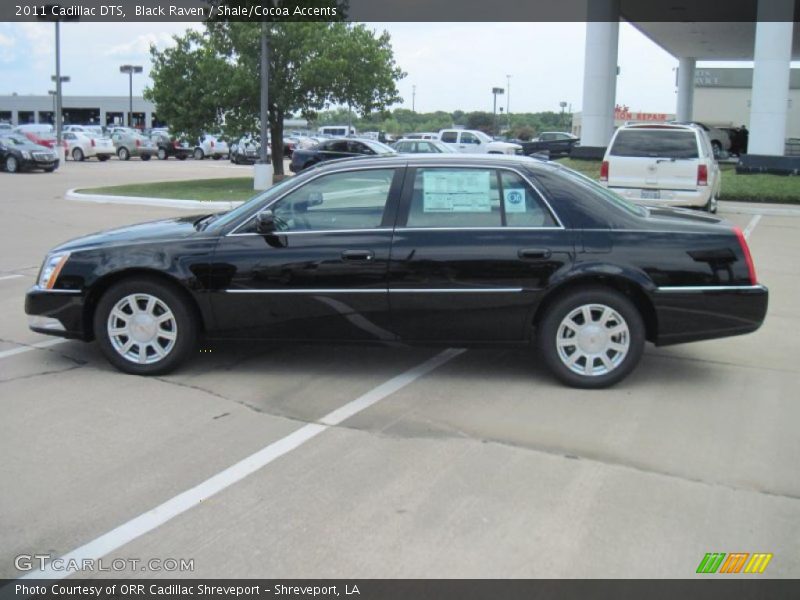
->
[105,32,176,59]
[0,32,14,63]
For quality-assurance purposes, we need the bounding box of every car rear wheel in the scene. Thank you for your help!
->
[72,147,84,161]
[194,148,204,160]
[5,155,19,173]
[157,148,167,160]
[94,278,197,375]
[118,147,130,161]
[97,155,110,162]
[537,287,645,388]
[704,195,719,214]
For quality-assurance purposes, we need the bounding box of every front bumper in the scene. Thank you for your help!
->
[21,157,60,171]
[25,287,88,340]
[651,284,768,346]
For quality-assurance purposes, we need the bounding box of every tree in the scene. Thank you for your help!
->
[146,18,404,175]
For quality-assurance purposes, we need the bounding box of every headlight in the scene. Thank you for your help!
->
[21,151,31,159]
[38,252,71,290]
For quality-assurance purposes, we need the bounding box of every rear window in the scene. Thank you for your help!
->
[610,130,699,159]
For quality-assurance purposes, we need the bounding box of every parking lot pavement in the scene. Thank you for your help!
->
[1,161,799,578]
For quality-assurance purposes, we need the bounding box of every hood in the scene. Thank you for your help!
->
[52,215,210,253]
[488,141,522,150]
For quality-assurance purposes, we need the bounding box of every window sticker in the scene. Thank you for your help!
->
[504,187,527,213]
[422,170,492,213]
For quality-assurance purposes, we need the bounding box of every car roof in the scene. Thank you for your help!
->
[310,153,545,174]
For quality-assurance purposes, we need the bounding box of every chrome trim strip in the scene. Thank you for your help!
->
[655,285,766,293]
[395,227,561,232]
[224,288,524,294]
[36,288,82,295]
[390,288,523,293]
[225,289,386,294]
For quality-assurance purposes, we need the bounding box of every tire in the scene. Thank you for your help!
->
[98,155,110,162]
[140,154,151,161]
[157,148,167,160]
[537,287,645,389]
[5,155,19,173]
[72,147,85,161]
[704,195,719,214]
[43,167,56,173]
[93,278,197,376]
[118,147,130,161]
[194,148,204,160]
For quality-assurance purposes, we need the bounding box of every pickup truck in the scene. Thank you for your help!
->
[438,129,522,155]
[517,132,579,158]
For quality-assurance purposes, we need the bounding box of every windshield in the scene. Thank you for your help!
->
[1,135,30,145]
[206,176,303,231]
[364,140,397,154]
[554,164,648,218]
[475,131,493,143]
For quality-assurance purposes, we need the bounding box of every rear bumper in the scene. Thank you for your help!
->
[25,287,88,340]
[651,284,768,346]
[608,186,711,208]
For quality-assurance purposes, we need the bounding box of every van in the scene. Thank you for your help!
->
[318,125,356,137]
[600,123,720,213]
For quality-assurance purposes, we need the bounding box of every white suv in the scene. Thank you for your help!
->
[438,129,522,155]
[600,123,721,213]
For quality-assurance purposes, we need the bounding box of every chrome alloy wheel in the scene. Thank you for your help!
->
[556,304,630,377]
[106,293,178,365]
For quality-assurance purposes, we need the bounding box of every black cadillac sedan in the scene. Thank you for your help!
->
[289,138,396,173]
[0,133,60,173]
[25,155,768,388]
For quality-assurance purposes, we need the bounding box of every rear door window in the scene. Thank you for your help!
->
[407,168,501,228]
[610,130,699,159]
[439,131,458,143]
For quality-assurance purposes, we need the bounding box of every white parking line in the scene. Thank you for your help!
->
[743,215,762,240]
[21,347,466,580]
[0,274,24,282]
[0,338,68,360]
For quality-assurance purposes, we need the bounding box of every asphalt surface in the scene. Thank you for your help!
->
[0,158,798,579]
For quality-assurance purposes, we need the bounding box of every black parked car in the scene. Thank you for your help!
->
[518,132,580,158]
[150,131,191,160]
[290,138,396,173]
[0,133,59,173]
[25,155,767,388]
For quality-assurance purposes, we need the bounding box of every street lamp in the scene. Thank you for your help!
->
[119,65,143,128]
[412,85,416,113]
[492,87,504,135]
[254,20,273,190]
[559,101,568,129]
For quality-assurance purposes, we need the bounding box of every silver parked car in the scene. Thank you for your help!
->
[110,128,156,161]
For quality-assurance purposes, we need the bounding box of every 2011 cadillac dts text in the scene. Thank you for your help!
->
[25,155,768,388]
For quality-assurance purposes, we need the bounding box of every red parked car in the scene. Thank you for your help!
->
[14,124,68,152]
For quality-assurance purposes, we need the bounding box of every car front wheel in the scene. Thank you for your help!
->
[94,278,197,375]
[194,148,204,160]
[118,147,130,161]
[5,155,19,173]
[537,287,645,388]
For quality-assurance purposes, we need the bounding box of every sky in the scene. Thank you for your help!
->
[0,20,773,115]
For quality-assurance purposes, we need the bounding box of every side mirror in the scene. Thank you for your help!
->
[255,209,276,234]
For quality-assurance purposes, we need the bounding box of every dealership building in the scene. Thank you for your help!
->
[0,95,158,129]
[576,0,800,172]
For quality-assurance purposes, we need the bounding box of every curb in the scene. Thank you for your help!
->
[65,188,245,211]
[719,201,800,217]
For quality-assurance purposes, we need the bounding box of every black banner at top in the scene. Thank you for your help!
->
[2,0,800,22]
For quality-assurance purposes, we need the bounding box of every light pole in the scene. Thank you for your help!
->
[254,19,273,190]
[492,87,504,135]
[412,85,416,112]
[559,101,568,130]
[506,74,511,131]
[119,65,143,128]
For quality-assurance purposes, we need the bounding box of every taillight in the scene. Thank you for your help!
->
[135,139,141,147]
[91,138,96,147]
[600,160,609,182]
[173,140,179,149]
[697,164,708,186]
[733,226,757,285]
[210,140,215,148]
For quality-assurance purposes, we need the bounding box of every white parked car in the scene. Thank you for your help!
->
[403,132,439,140]
[393,139,456,153]
[600,123,721,213]
[62,131,114,161]
[438,129,522,155]
[63,124,105,137]
[194,134,229,160]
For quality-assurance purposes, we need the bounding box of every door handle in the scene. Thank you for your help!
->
[341,250,374,261]
[518,248,552,260]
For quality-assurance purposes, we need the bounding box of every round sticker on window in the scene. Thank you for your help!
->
[504,188,526,213]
